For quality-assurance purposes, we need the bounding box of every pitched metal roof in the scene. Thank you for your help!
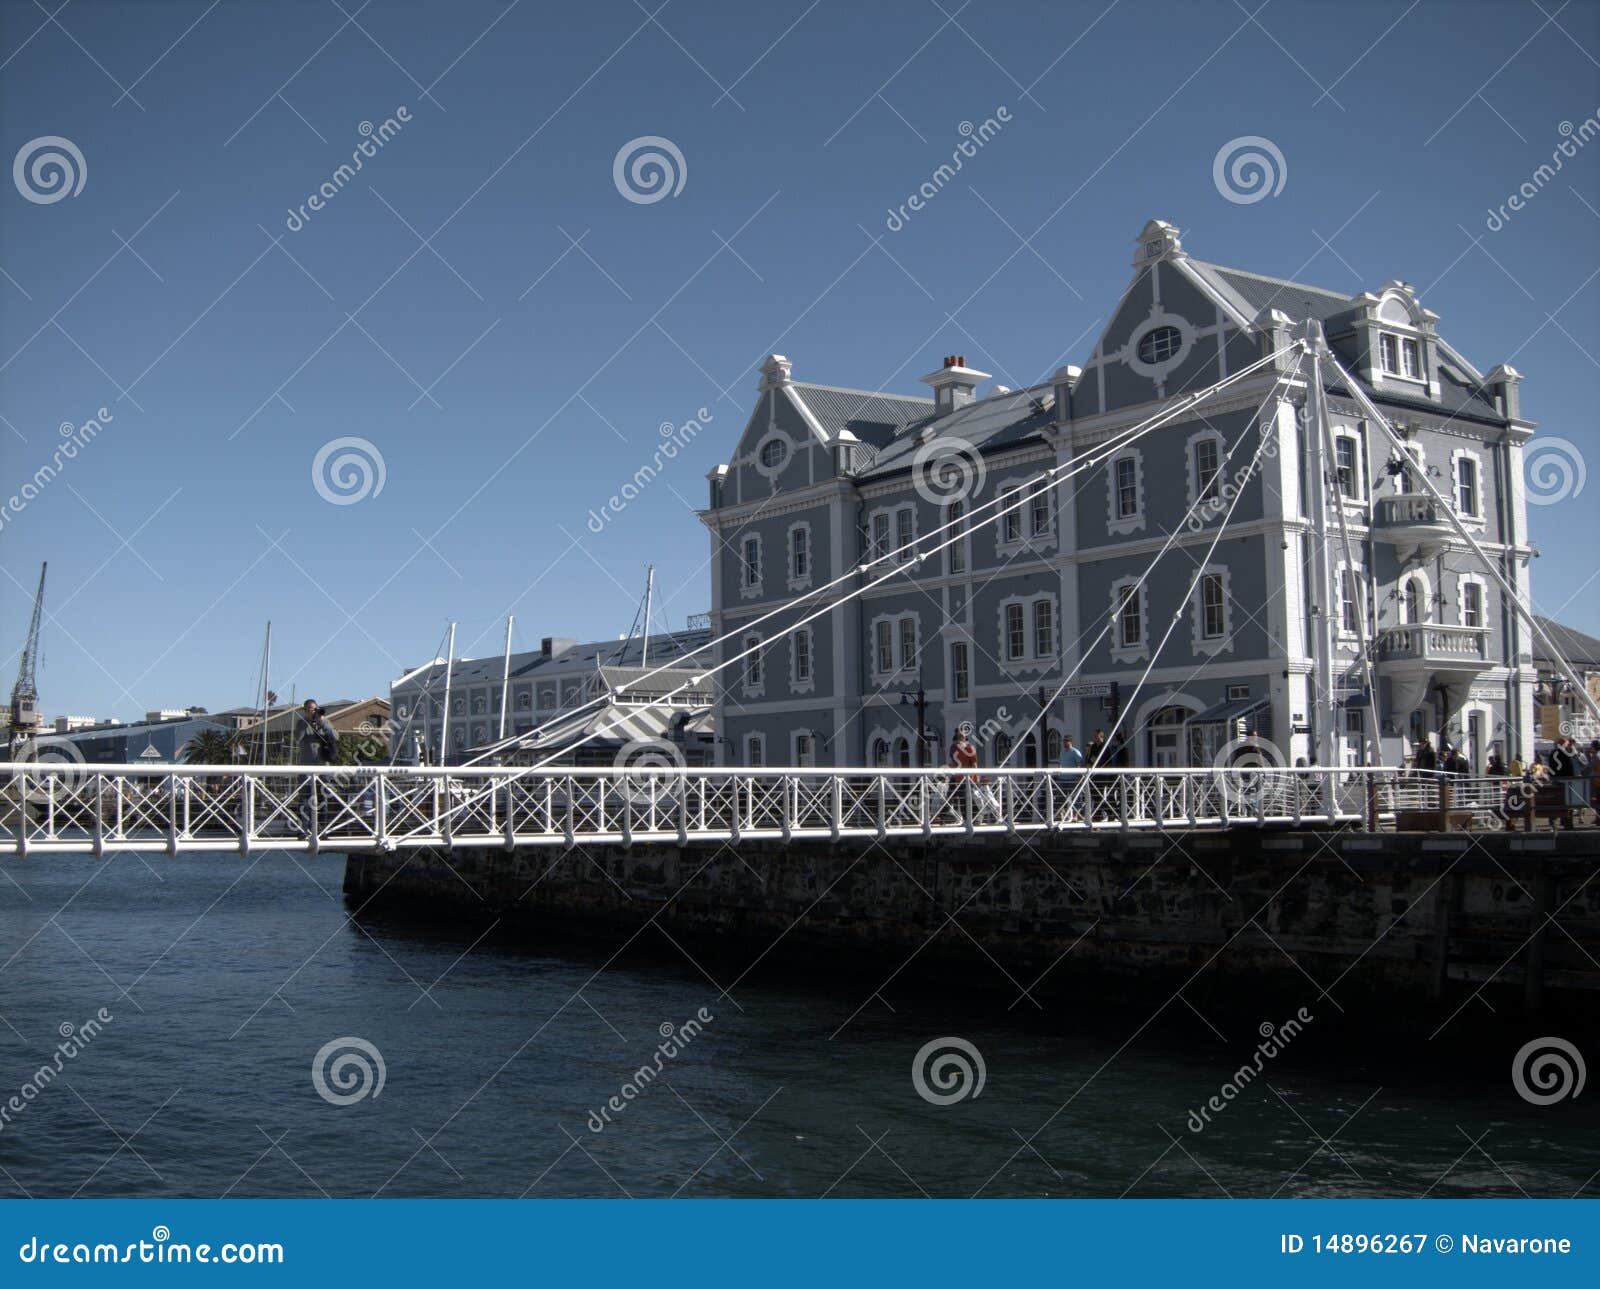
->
[395,629,710,691]
[1186,260,1355,323]
[792,383,933,448]
[1533,616,1600,668]
[860,384,1055,479]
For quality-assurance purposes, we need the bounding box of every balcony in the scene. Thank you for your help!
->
[1372,494,1455,561]
[1376,623,1491,714]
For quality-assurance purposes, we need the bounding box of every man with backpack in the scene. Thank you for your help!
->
[294,700,341,833]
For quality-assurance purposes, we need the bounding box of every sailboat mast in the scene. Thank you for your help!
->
[497,615,514,741]
[439,622,457,766]
[640,565,654,671]
[258,622,272,766]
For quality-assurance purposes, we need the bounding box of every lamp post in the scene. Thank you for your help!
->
[900,683,928,767]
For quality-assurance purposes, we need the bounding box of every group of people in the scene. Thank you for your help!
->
[942,723,1124,823]
[1415,731,1600,821]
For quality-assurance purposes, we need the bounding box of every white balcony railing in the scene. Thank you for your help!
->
[1375,623,1489,665]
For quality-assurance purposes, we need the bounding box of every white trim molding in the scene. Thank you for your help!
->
[1190,563,1235,658]
[996,591,1061,675]
[737,531,764,600]
[1450,446,1486,526]
[740,633,767,698]
[786,520,814,592]
[789,625,817,695]
[1106,448,1146,537]
[1109,576,1149,664]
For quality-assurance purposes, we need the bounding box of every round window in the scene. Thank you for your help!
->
[759,439,788,470]
[1137,325,1183,365]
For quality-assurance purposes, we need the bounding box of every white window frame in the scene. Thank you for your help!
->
[1190,564,1234,658]
[1457,573,1488,631]
[1107,450,1146,536]
[1333,430,1366,503]
[869,613,916,683]
[895,505,916,563]
[743,732,766,766]
[1187,430,1225,513]
[1399,569,1433,625]
[1029,484,1053,538]
[1389,440,1425,494]
[945,500,968,574]
[787,521,813,591]
[1032,598,1055,658]
[741,634,766,697]
[898,616,919,674]
[789,626,815,695]
[949,641,970,702]
[870,511,891,562]
[1451,447,1485,524]
[1400,337,1422,380]
[739,532,763,599]
[1379,332,1400,375]
[1109,577,1149,664]
[1334,561,1369,646]
[997,592,1060,674]
[791,729,817,767]
[998,485,1024,546]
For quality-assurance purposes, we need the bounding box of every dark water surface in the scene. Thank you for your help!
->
[0,851,1594,1199]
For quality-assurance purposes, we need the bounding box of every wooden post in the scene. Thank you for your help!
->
[1365,776,1379,833]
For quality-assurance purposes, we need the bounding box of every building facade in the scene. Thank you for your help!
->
[702,220,1538,771]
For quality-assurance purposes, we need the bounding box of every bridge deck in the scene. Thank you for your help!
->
[0,764,1540,857]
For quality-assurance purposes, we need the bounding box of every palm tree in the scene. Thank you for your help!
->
[182,729,239,765]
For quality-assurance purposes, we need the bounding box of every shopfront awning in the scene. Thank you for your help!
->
[1188,695,1269,725]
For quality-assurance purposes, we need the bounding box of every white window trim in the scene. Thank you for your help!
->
[992,477,1060,555]
[1333,559,1369,651]
[948,639,972,704]
[740,633,766,698]
[996,592,1060,675]
[789,626,816,695]
[868,612,917,684]
[786,520,814,592]
[742,732,767,766]
[1106,449,1146,536]
[791,728,818,767]
[1186,429,1226,517]
[1398,567,1434,625]
[1109,577,1149,664]
[1456,572,1489,630]
[738,532,764,600]
[753,431,792,481]
[1332,428,1368,506]
[1387,440,1425,495]
[866,503,917,563]
[945,501,970,575]
[1190,564,1234,658]
[1450,446,1486,525]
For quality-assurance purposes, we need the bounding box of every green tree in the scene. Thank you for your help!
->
[182,729,240,765]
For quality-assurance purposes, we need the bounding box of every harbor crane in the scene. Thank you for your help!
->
[9,562,46,755]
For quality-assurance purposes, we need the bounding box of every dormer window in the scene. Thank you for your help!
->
[1400,338,1421,379]
[1379,333,1422,381]
[1137,325,1183,364]
[1379,334,1399,374]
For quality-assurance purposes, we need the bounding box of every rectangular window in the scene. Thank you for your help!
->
[795,630,812,680]
[1379,333,1399,374]
[898,617,917,671]
[1344,707,1364,735]
[1002,489,1022,543]
[872,513,890,560]
[1118,585,1141,647]
[1457,457,1478,516]
[741,537,760,587]
[896,508,914,562]
[1401,338,1421,379]
[1195,439,1221,502]
[1005,603,1025,659]
[746,736,763,767]
[1463,582,1483,629]
[951,643,969,701]
[1115,457,1138,518]
[875,620,894,674]
[1200,573,1226,639]
[1340,569,1360,634]
[1335,437,1359,500]
[795,733,813,766]
[1033,600,1054,657]
[947,501,966,574]
[1226,684,1251,701]
[791,527,809,579]
[1030,488,1052,536]
[745,638,762,686]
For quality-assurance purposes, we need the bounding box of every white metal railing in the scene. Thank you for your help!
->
[0,763,1492,856]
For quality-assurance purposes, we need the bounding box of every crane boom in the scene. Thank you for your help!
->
[10,561,46,739]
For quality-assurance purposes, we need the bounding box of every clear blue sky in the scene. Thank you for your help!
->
[3,0,1598,721]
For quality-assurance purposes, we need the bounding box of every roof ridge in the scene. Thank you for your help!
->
[794,381,934,404]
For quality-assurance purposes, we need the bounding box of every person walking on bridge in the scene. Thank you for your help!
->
[294,700,341,833]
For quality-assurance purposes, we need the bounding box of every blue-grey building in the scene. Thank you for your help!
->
[702,220,1537,771]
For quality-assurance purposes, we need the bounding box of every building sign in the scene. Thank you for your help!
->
[1058,682,1113,700]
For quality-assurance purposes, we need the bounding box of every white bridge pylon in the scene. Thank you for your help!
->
[0,763,1484,857]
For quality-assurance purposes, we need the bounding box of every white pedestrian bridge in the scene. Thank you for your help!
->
[0,763,1504,857]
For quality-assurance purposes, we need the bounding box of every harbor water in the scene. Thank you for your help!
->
[0,851,1593,1199]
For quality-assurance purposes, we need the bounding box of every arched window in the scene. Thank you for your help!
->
[1046,729,1062,764]
[994,733,1013,765]
[871,738,889,767]
[895,737,911,767]
[1403,577,1425,624]
[1147,704,1190,767]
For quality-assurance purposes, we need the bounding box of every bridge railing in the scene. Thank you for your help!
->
[0,763,1494,855]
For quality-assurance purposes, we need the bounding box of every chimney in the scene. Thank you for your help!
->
[1483,364,1523,421]
[541,637,577,660]
[919,354,990,416]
